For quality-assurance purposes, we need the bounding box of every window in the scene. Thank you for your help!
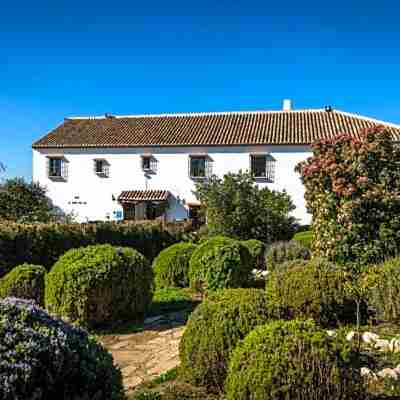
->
[48,157,67,180]
[189,155,212,179]
[250,154,276,182]
[141,155,157,173]
[94,159,109,177]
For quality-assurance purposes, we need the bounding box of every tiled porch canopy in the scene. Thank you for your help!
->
[118,190,170,203]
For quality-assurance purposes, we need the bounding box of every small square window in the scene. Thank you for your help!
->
[141,156,157,173]
[250,154,276,182]
[48,157,67,180]
[189,155,212,179]
[94,159,109,177]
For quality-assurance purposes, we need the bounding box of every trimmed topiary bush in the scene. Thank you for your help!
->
[188,236,252,292]
[225,319,364,400]
[179,288,270,391]
[367,257,400,322]
[153,242,197,288]
[241,239,266,270]
[0,264,46,305]
[265,240,310,271]
[293,230,313,248]
[46,244,153,328]
[266,258,366,327]
[0,297,124,400]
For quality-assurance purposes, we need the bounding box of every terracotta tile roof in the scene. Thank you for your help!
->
[32,109,400,148]
[118,190,170,203]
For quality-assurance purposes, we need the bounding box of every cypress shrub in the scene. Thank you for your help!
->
[188,236,252,292]
[367,257,400,322]
[0,263,46,306]
[153,242,197,288]
[0,298,124,400]
[179,288,270,391]
[0,221,184,275]
[45,244,153,328]
[266,258,366,327]
[225,319,364,400]
[265,240,310,271]
[241,239,266,269]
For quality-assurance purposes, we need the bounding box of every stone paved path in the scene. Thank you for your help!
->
[99,311,188,393]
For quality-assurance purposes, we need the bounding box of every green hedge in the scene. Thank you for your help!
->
[241,239,266,270]
[45,244,153,328]
[266,258,367,327]
[225,319,364,400]
[188,236,252,292]
[293,230,313,248]
[0,221,184,276]
[0,263,46,306]
[367,257,400,322]
[153,242,197,288]
[179,288,270,391]
[265,240,311,271]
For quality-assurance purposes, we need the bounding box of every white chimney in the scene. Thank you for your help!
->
[283,99,292,111]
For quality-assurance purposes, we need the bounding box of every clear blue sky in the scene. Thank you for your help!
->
[1,0,400,179]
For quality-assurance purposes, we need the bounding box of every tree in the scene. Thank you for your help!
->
[195,171,297,243]
[0,177,71,223]
[296,126,400,265]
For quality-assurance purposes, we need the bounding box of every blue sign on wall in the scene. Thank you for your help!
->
[113,210,123,220]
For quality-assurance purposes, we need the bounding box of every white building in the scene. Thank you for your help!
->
[32,102,400,224]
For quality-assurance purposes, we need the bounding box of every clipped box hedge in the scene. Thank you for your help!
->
[0,263,46,306]
[45,244,153,328]
[0,221,185,276]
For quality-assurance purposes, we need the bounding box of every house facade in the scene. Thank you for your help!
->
[32,103,400,224]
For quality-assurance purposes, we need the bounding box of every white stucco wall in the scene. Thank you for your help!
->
[32,145,312,224]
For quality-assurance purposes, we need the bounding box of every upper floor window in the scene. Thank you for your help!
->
[189,155,212,179]
[141,155,157,173]
[47,157,68,180]
[94,159,110,177]
[250,154,276,182]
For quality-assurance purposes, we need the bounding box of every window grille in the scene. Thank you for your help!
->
[250,154,276,182]
[47,157,68,181]
[94,159,110,177]
[189,155,213,179]
[141,156,158,173]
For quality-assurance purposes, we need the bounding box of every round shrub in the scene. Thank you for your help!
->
[0,264,46,306]
[153,242,197,288]
[266,258,366,327]
[367,257,400,322]
[188,236,252,292]
[265,240,310,271]
[241,239,266,270]
[0,297,124,400]
[179,288,270,391]
[225,319,364,400]
[46,244,153,328]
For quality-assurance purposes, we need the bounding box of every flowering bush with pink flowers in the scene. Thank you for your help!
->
[296,126,400,265]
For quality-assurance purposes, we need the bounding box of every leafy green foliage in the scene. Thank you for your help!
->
[195,171,297,243]
[0,221,183,275]
[188,236,252,292]
[225,319,364,400]
[153,242,197,288]
[266,258,367,327]
[179,288,270,391]
[0,177,70,223]
[293,230,313,248]
[241,239,266,269]
[296,126,400,265]
[366,257,400,322]
[45,244,153,328]
[265,240,310,271]
[0,264,46,306]
[149,288,198,316]
[0,298,124,400]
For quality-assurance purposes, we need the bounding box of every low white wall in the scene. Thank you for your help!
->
[32,145,312,224]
